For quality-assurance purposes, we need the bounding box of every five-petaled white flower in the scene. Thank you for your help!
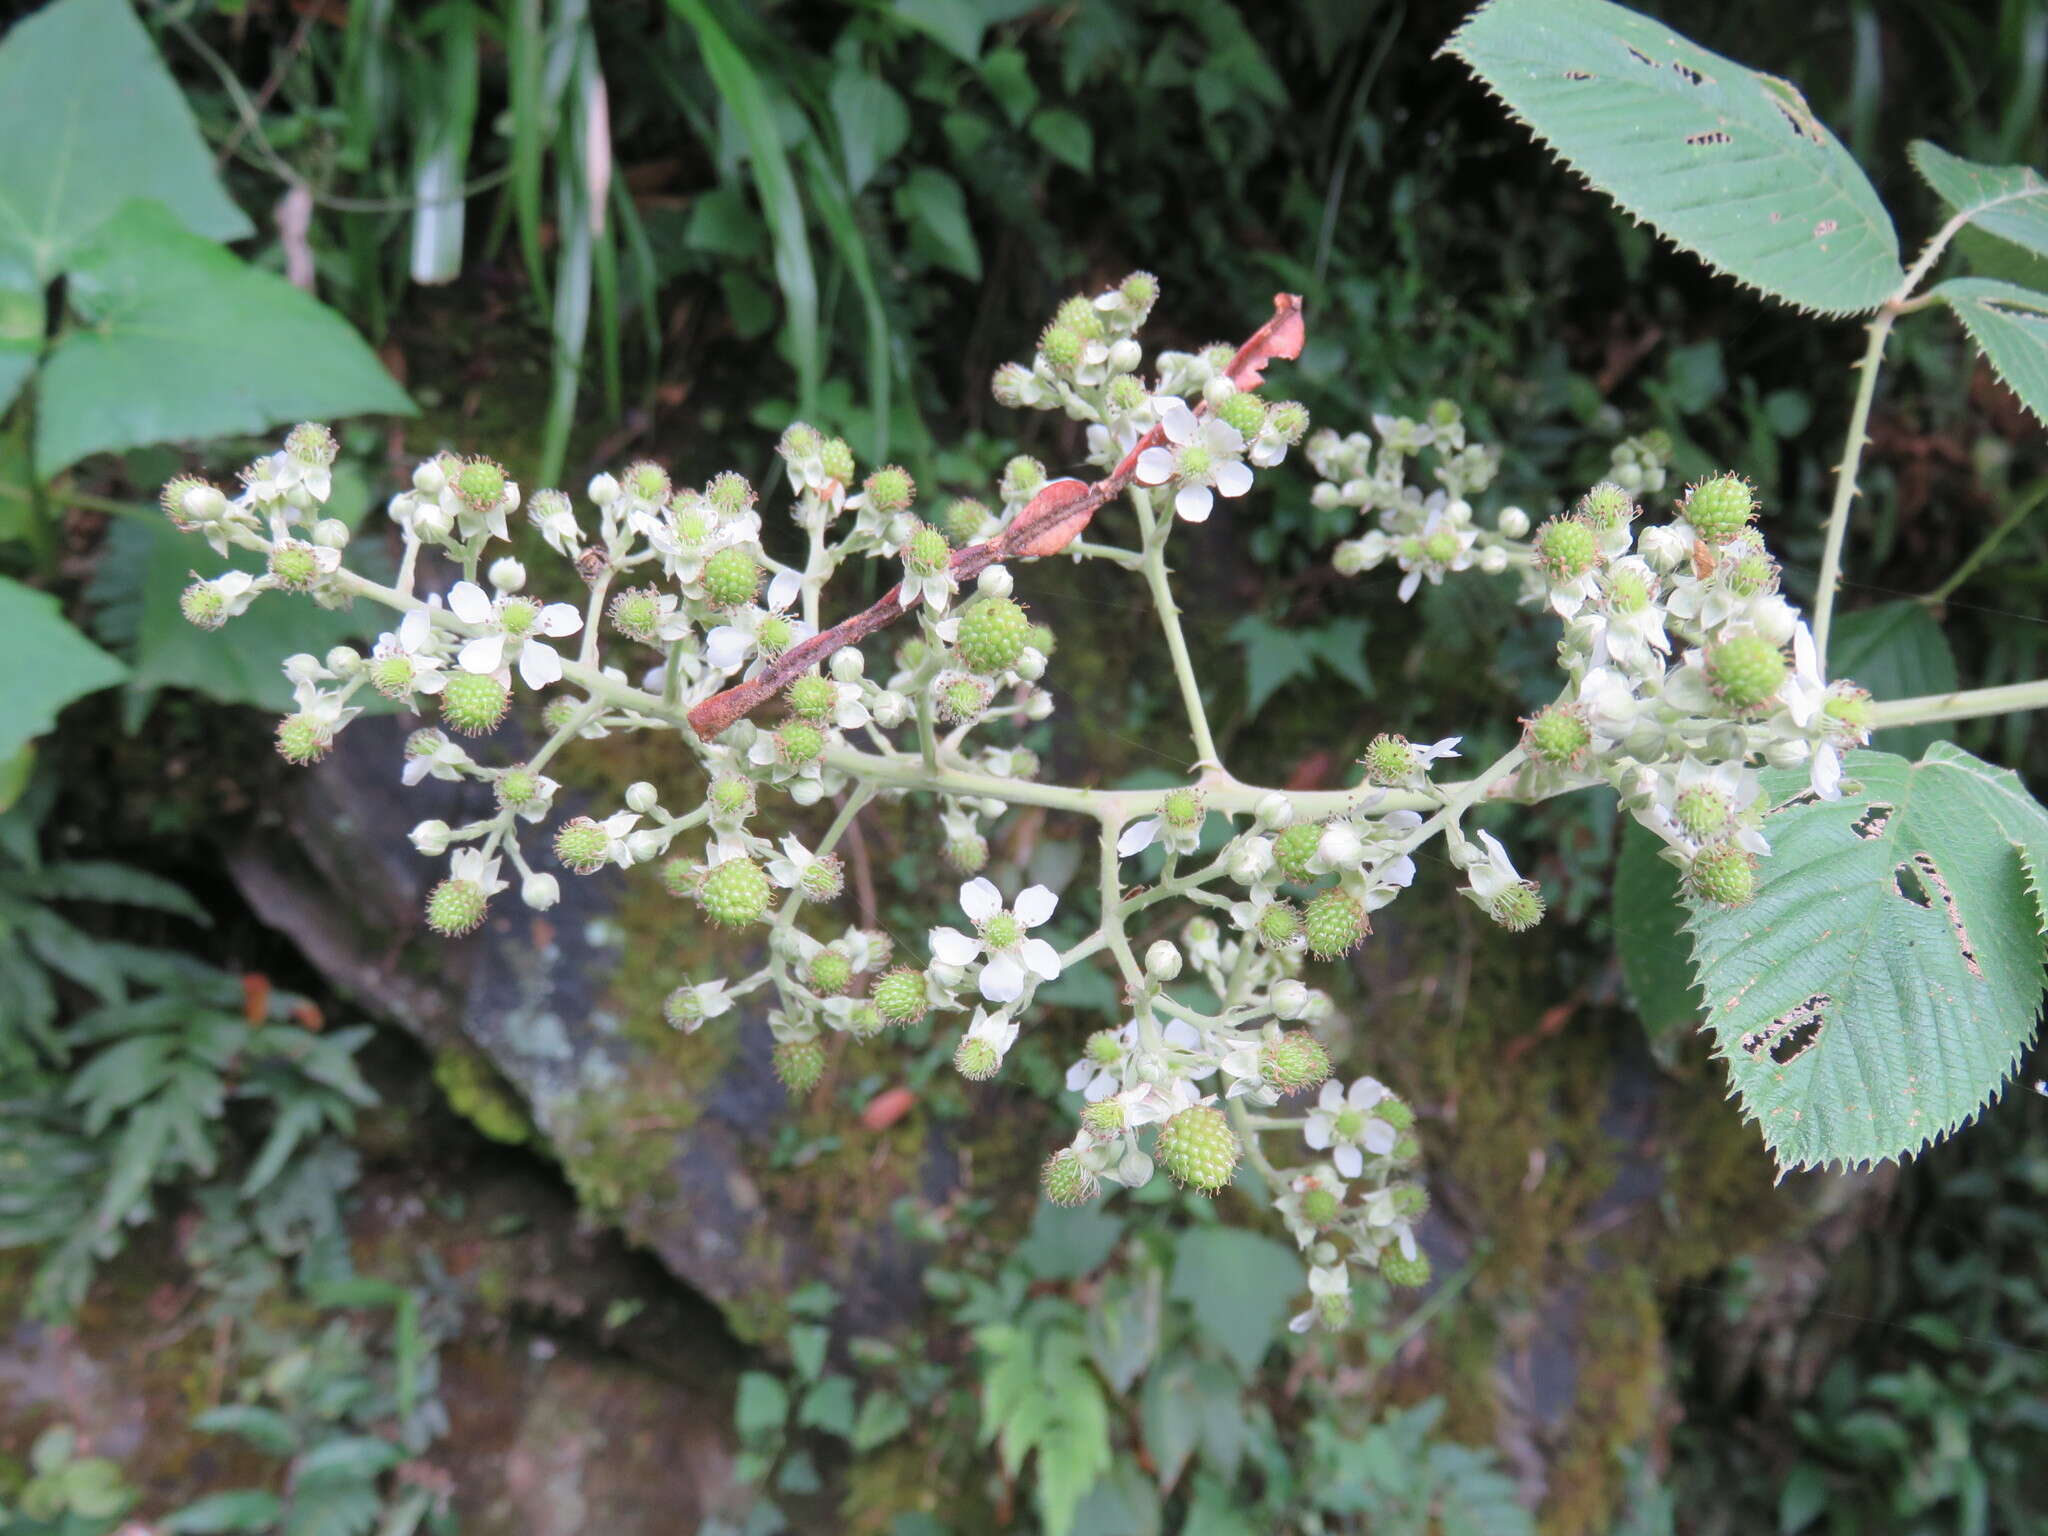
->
[928,877,1063,1003]
[1303,1076,1398,1178]
[706,569,808,674]
[447,580,582,689]
[1288,1262,1354,1334]
[1134,399,1253,523]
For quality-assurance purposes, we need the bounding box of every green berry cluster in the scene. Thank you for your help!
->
[699,858,771,927]
[1154,1106,1240,1192]
[956,596,1031,674]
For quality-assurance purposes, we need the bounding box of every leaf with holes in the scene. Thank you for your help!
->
[1687,744,2048,1171]
[1909,141,2048,264]
[1930,277,2048,426]
[1442,0,1902,315]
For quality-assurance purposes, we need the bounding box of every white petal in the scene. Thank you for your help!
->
[704,626,751,670]
[959,877,1003,923]
[458,633,505,674]
[1162,1019,1200,1049]
[929,927,979,966]
[1135,446,1177,486]
[1117,819,1160,857]
[399,608,431,650]
[1066,1062,1092,1092]
[1013,885,1058,927]
[1349,1077,1387,1109]
[519,641,562,689]
[1213,460,1254,498]
[1019,937,1061,980]
[1159,399,1198,444]
[980,953,1025,1002]
[1174,484,1214,522]
[1813,744,1843,801]
[448,581,493,624]
[1398,570,1421,602]
[538,602,583,637]
[1334,1144,1364,1179]
[1317,1080,1344,1112]
[767,569,803,611]
[1363,1120,1398,1156]
[1303,1117,1333,1150]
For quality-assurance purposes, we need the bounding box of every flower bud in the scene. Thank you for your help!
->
[410,820,452,856]
[324,646,362,676]
[1145,941,1183,981]
[1226,837,1273,885]
[830,647,865,682]
[977,564,1013,600]
[625,781,660,815]
[1496,506,1529,539]
[1271,979,1310,1020]
[623,830,665,864]
[488,557,527,593]
[1254,792,1293,830]
[311,518,351,549]
[1317,821,1364,869]
[1478,546,1508,575]
[587,472,620,506]
[411,459,447,496]
[522,872,561,910]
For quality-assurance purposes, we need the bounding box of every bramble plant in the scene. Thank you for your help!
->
[154,0,2048,1333]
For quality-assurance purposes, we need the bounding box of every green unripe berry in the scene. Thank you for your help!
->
[554,817,611,874]
[1525,705,1591,766]
[955,1035,1000,1081]
[1534,517,1599,580]
[757,615,796,656]
[1674,786,1731,839]
[1080,1098,1127,1135]
[1161,787,1203,830]
[1488,882,1546,933]
[622,461,671,505]
[672,504,712,548]
[1120,271,1159,313]
[1379,1250,1432,1288]
[268,541,319,589]
[181,582,228,629]
[661,858,697,899]
[873,968,929,1026]
[1376,1097,1415,1132]
[1042,1149,1099,1207]
[425,878,490,937]
[706,471,754,517]
[797,856,845,903]
[956,596,1031,674]
[1726,550,1777,597]
[1606,568,1652,614]
[1578,480,1636,528]
[1300,1187,1341,1226]
[1154,1106,1240,1193]
[1420,529,1460,565]
[981,912,1021,950]
[1686,843,1756,908]
[1392,1134,1420,1163]
[1175,442,1214,482]
[1390,1184,1430,1219]
[440,673,510,736]
[1304,889,1368,959]
[1705,634,1787,711]
[945,835,989,874]
[664,986,709,1028]
[1215,391,1267,436]
[1054,294,1105,339]
[786,673,836,720]
[702,547,762,608]
[161,473,222,528]
[821,438,857,485]
[1362,733,1420,786]
[1002,456,1046,503]
[1105,374,1147,413]
[943,498,991,547]
[1257,901,1304,950]
[275,713,331,765]
[1039,323,1083,372]
[774,1039,826,1095]
[807,948,854,996]
[1684,474,1756,544]
[1027,623,1056,657]
[776,720,825,766]
[1085,1030,1122,1066]
[863,465,915,514]
[454,457,508,511]
[1825,688,1873,735]
[610,588,663,643]
[700,858,771,927]
[939,676,990,724]
[1260,1031,1331,1094]
[497,597,540,637]
[708,776,755,819]
[1273,822,1324,881]
[1267,400,1310,442]
[905,522,950,576]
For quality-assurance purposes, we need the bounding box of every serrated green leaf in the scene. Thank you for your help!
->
[1030,109,1094,173]
[164,1490,286,1534]
[0,576,126,764]
[850,1389,912,1453]
[894,167,980,281]
[1688,745,2048,1170]
[1612,821,1703,1061]
[0,0,251,282]
[1931,276,2048,425]
[1909,141,2048,263]
[1167,1227,1300,1377]
[1826,601,1959,759]
[36,201,412,475]
[1443,0,1902,315]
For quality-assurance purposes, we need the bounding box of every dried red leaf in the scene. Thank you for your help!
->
[241,972,272,1024]
[860,1084,917,1131]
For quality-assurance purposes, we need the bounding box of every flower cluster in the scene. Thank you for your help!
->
[157,274,1869,1335]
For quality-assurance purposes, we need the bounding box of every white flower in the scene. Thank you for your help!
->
[927,877,1063,1003]
[1133,399,1252,522]
[706,569,808,674]
[1288,1262,1353,1334]
[447,580,582,689]
[1303,1076,1397,1178]
[961,1007,1021,1069]
[368,608,451,703]
[447,847,509,899]
[667,979,735,1033]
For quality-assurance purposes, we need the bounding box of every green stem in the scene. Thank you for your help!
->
[1135,488,1222,773]
[1097,819,1145,991]
[1812,309,1895,665]
[1922,479,2048,606]
[1870,679,2048,731]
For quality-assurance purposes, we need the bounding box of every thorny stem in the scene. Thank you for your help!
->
[1811,307,1894,665]
[1134,487,1223,773]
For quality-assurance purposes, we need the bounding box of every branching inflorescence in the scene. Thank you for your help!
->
[158,275,1869,1332]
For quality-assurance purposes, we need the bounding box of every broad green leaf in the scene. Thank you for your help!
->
[164,1490,286,1534]
[894,167,981,281]
[1167,1227,1301,1378]
[1909,141,2048,263]
[735,1369,790,1438]
[1015,1200,1122,1280]
[293,1435,401,1481]
[0,0,251,281]
[0,255,39,418]
[194,1405,299,1458]
[30,860,210,925]
[850,1389,911,1452]
[1030,109,1093,172]
[1930,276,2048,426]
[0,575,126,764]
[37,202,412,475]
[796,1374,857,1437]
[788,1322,829,1382]
[890,0,1041,63]
[1228,615,1373,718]
[1688,745,2048,1170]
[1826,601,1959,759]
[830,70,909,195]
[1139,1361,1203,1491]
[1612,821,1703,1060]
[1443,0,1902,315]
